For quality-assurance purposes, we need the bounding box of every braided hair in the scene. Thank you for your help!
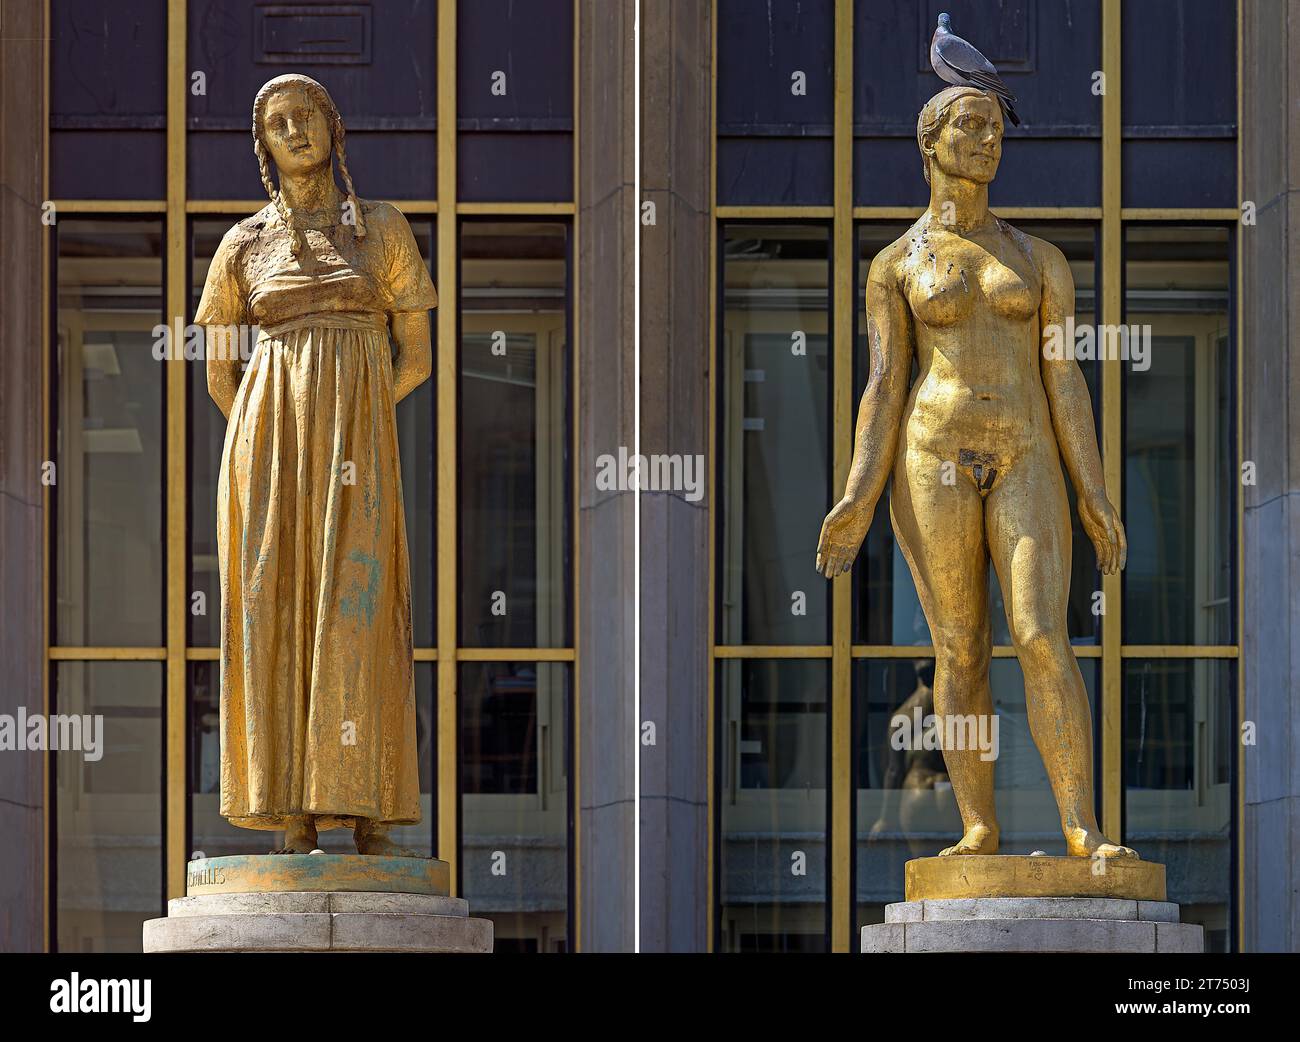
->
[252,74,366,256]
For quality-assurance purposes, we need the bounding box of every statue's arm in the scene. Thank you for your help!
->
[205,333,241,421]
[816,250,914,578]
[377,204,435,404]
[199,227,246,422]
[1038,241,1127,574]
[390,311,432,403]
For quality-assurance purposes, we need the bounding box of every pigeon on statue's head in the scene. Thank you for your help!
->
[929,12,1021,127]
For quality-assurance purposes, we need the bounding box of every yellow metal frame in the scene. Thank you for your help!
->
[708,0,1245,952]
[42,0,582,953]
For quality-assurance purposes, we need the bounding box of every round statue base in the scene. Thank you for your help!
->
[144,856,492,953]
[861,896,1203,953]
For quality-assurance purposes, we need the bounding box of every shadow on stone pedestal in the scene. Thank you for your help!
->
[861,856,1204,953]
[144,856,493,953]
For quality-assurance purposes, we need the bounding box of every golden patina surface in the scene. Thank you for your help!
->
[185,855,450,897]
[199,75,435,856]
[818,87,1136,863]
[906,855,1166,902]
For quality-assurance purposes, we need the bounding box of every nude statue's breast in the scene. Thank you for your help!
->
[978,257,1039,321]
[907,247,1039,328]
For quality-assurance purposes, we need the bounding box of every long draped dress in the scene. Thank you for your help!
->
[195,199,436,831]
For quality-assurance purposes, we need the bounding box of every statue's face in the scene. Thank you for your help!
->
[262,88,332,177]
[930,95,1003,184]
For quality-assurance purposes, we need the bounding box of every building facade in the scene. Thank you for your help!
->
[1,0,1296,954]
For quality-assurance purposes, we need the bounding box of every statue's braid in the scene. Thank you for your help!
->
[332,112,366,241]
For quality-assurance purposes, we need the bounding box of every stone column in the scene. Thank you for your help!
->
[577,0,637,952]
[1241,0,1300,954]
[638,0,712,951]
[0,0,48,953]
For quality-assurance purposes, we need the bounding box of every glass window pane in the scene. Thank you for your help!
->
[853,222,1100,646]
[718,658,829,952]
[189,661,435,857]
[719,224,831,646]
[189,218,437,647]
[1123,226,1233,645]
[55,219,164,646]
[397,220,436,648]
[852,222,925,647]
[855,657,1099,933]
[459,222,571,648]
[188,220,228,648]
[460,661,570,952]
[1124,658,1233,952]
[55,661,163,952]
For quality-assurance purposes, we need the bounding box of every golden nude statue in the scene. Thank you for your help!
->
[197,74,435,856]
[816,86,1136,861]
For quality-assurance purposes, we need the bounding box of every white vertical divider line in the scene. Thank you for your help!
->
[633,0,643,954]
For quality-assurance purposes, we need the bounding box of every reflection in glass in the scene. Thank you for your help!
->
[55,662,163,952]
[460,662,570,952]
[55,220,164,647]
[720,224,831,645]
[853,222,1100,646]
[718,658,828,951]
[1124,226,1233,645]
[855,657,1098,931]
[189,219,437,647]
[1124,658,1233,952]
[459,222,570,648]
[189,662,435,857]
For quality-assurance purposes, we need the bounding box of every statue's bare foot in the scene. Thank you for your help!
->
[1065,826,1139,859]
[271,817,317,854]
[353,821,420,857]
[938,824,998,856]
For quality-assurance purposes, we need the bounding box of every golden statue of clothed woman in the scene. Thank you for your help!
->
[817,86,1136,861]
[197,74,435,856]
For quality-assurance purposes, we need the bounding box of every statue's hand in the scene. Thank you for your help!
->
[816,496,872,578]
[1079,489,1127,575]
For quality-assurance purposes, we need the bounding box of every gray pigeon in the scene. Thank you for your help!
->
[930,12,1021,127]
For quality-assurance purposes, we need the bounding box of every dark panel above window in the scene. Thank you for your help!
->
[52,130,166,199]
[457,134,572,203]
[854,0,1102,135]
[719,139,834,207]
[51,0,166,124]
[1123,140,1237,210]
[457,0,574,127]
[51,0,167,196]
[717,0,834,135]
[187,0,436,129]
[1122,0,1237,135]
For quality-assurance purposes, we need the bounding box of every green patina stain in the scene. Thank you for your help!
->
[339,549,381,628]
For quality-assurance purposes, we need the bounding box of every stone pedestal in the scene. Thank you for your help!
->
[862,896,1203,953]
[862,855,1202,953]
[144,855,493,953]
